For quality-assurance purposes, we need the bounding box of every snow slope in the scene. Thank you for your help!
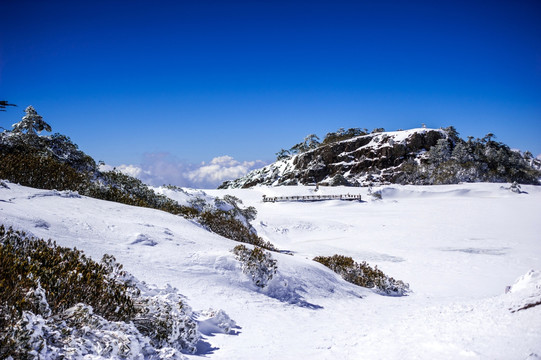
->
[1,181,540,359]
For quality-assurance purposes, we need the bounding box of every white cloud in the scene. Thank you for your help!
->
[117,164,151,179]
[102,153,267,189]
[187,156,266,188]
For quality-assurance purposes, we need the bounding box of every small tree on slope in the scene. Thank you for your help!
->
[12,105,51,135]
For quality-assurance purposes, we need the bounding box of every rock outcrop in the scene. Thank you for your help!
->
[220,128,446,188]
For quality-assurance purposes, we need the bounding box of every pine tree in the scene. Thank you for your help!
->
[11,105,51,135]
[304,133,320,150]
[428,138,452,165]
[451,141,474,163]
[443,126,460,143]
[276,148,291,160]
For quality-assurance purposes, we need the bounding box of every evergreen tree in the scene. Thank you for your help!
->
[451,141,474,163]
[304,133,320,150]
[290,141,307,154]
[443,126,460,143]
[276,148,291,160]
[482,133,496,144]
[11,105,52,135]
[428,138,452,165]
[322,127,367,145]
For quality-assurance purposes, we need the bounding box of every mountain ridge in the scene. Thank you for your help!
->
[220,127,541,188]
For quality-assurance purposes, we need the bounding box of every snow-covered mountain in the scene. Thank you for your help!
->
[1,181,540,359]
[220,128,541,188]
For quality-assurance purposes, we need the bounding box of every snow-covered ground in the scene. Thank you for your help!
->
[1,182,540,359]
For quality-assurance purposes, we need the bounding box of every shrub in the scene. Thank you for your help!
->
[5,295,199,359]
[202,211,277,251]
[188,193,277,251]
[0,131,192,215]
[0,225,201,358]
[0,226,135,322]
[131,285,199,354]
[322,128,368,146]
[0,151,91,192]
[509,181,522,194]
[88,170,196,218]
[0,226,136,358]
[232,245,277,288]
[198,308,237,334]
[218,194,257,222]
[368,186,382,200]
[313,254,409,296]
[0,129,276,250]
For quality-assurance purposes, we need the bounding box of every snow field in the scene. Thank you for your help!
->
[1,182,540,359]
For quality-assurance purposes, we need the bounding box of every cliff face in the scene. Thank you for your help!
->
[220,128,446,188]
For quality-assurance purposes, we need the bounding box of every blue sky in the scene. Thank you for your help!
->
[1,0,540,187]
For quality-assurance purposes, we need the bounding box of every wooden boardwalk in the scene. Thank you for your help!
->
[262,194,361,203]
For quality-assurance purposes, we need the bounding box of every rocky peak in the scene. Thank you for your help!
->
[220,128,447,188]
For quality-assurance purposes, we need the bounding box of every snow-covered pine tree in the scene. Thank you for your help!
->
[304,133,320,150]
[12,105,52,135]
[451,141,474,164]
[428,138,452,166]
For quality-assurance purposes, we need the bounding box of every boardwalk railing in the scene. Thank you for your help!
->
[262,194,361,203]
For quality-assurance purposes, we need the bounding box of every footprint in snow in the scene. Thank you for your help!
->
[131,233,158,246]
[164,228,174,236]
[34,219,50,229]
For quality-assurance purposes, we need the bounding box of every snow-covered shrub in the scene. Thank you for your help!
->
[188,196,208,212]
[201,210,277,251]
[322,127,368,146]
[198,308,236,335]
[509,181,522,194]
[0,226,136,323]
[0,226,201,359]
[368,186,382,200]
[6,302,191,359]
[0,128,187,213]
[191,194,258,229]
[132,285,199,354]
[232,245,278,288]
[0,127,272,250]
[189,194,277,250]
[216,194,257,222]
[89,170,187,214]
[313,254,409,296]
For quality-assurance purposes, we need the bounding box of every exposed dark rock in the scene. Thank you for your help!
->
[220,129,446,188]
[220,127,541,189]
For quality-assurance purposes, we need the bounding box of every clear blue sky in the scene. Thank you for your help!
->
[1,1,540,170]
